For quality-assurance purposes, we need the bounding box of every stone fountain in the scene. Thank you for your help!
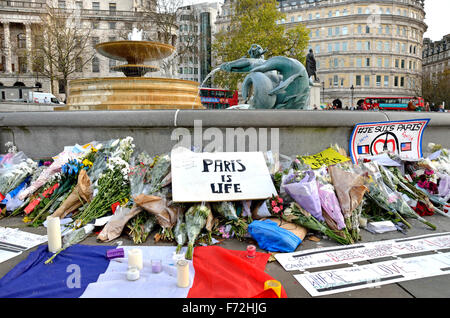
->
[62,28,204,110]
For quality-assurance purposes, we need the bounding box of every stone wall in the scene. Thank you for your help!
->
[0,110,449,159]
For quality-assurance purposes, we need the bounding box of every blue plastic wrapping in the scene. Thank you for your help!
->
[248,219,302,252]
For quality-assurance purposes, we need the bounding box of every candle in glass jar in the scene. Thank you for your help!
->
[126,266,140,281]
[46,216,62,253]
[177,260,190,288]
[128,248,143,270]
[247,244,256,258]
[151,259,162,273]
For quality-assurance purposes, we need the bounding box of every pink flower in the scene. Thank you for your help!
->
[273,206,281,214]
[279,205,283,210]
[277,197,283,203]
[425,170,434,176]
[271,201,277,207]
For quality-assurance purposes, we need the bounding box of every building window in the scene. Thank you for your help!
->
[377,57,382,67]
[58,0,66,8]
[342,42,348,51]
[328,28,332,37]
[315,45,320,54]
[356,75,361,86]
[109,3,116,12]
[366,26,370,34]
[333,75,338,86]
[334,43,340,52]
[365,58,370,67]
[109,22,116,29]
[58,79,66,94]
[356,58,362,67]
[384,76,389,87]
[357,25,362,34]
[401,60,405,69]
[384,58,390,68]
[75,1,83,9]
[18,56,27,73]
[365,41,371,50]
[342,26,348,35]
[400,77,404,87]
[335,27,340,36]
[328,43,332,52]
[384,42,390,52]
[394,76,399,87]
[376,75,381,87]
[356,41,362,50]
[364,75,370,86]
[92,2,100,10]
[92,57,100,72]
[17,33,26,49]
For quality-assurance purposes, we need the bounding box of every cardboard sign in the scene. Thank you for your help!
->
[171,148,277,202]
[349,119,430,164]
[275,232,450,271]
[299,147,350,169]
[295,252,450,297]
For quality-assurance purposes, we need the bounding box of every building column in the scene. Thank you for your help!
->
[2,21,12,73]
[24,22,32,73]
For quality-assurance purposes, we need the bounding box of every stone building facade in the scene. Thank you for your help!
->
[216,0,427,108]
[422,34,450,80]
[176,1,220,84]
[0,0,155,101]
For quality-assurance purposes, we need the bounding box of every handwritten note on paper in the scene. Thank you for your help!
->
[299,147,350,169]
[171,148,277,202]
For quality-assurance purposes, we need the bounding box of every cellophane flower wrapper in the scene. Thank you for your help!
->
[0,156,37,199]
[128,152,153,198]
[185,202,211,259]
[18,150,82,201]
[211,201,238,221]
[174,211,187,253]
[98,204,143,242]
[147,154,171,194]
[282,170,324,222]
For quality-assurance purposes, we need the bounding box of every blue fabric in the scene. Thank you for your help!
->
[1,177,29,204]
[0,244,112,298]
[248,219,302,253]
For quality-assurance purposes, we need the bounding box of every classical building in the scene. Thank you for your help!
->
[0,0,156,101]
[216,0,427,108]
[176,1,220,84]
[422,34,450,80]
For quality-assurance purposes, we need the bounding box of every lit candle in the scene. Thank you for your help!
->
[128,248,143,270]
[46,216,62,253]
[126,266,140,281]
[151,259,162,273]
[264,280,282,298]
[176,260,190,288]
[247,244,256,258]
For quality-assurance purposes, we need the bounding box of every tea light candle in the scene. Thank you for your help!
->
[264,280,282,298]
[177,260,190,288]
[151,259,162,273]
[128,248,143,270]
[126,266,140,281]
[247,244,256,258]
[47,216,62,253]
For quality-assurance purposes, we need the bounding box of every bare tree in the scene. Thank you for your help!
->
[30,5,94,96]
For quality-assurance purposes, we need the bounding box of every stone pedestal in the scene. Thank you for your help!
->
[308,82,322,110]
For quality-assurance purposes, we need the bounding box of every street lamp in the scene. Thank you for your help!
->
[350,85,354,109]
[322,81,325,104]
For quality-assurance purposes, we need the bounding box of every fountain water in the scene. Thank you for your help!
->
[62,28,204,111]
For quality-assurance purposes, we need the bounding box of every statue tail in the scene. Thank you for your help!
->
[242,72,277,109]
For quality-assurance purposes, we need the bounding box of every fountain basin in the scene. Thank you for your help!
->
[112,64,159,77]
[62,77,204,110]
[95,41,175,64]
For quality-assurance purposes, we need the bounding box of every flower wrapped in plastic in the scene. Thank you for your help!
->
[126,210,157,244]
[147,154,171,194]
[211,201,249,241]
[174,212,187,253]
[185,202,212,259]
[0,154,37,201]
[328,164,368,241]
[282,170,324,222]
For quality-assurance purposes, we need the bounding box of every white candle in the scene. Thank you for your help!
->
[177,260,190,288]
[126,267,140,281]
[47,216,62,253]
[128,248,143,270]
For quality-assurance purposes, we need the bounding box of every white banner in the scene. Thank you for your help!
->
[171,148,277,202]
[295,252,450,297]
[275,232,450,271]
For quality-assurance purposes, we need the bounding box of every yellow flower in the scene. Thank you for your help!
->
[91,147,98,153]
[22,216,32,223]
[82,159,93,168]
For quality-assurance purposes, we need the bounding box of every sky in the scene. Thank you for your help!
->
[182,0,450,41]
[423,0,450,41]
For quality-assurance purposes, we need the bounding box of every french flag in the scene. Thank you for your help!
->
[0,244,286,298]
[357,145,370,155]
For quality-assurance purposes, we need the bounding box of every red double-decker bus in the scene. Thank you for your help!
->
[363,97,425,111]
[199,88,239,109]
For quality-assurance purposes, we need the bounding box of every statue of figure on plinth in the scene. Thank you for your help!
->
[219,44,311,109]
[305,49,318,82]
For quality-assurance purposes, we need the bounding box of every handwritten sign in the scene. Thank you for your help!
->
[171,148,277,202]
[299,147,350,169]
[349,119,430,164]
[295,252,450,296]
[275,232,450,271]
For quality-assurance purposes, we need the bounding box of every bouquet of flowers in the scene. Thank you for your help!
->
[174,211,187,253]
[314,167,353,243]
[0,154,37,201]
[282,202,353,245]
[126,210,157,244]
[328,164,368,240]
[147,154,171,195]
[185,202,212,259]
[211,201,249,241]
[72,154,131,228]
